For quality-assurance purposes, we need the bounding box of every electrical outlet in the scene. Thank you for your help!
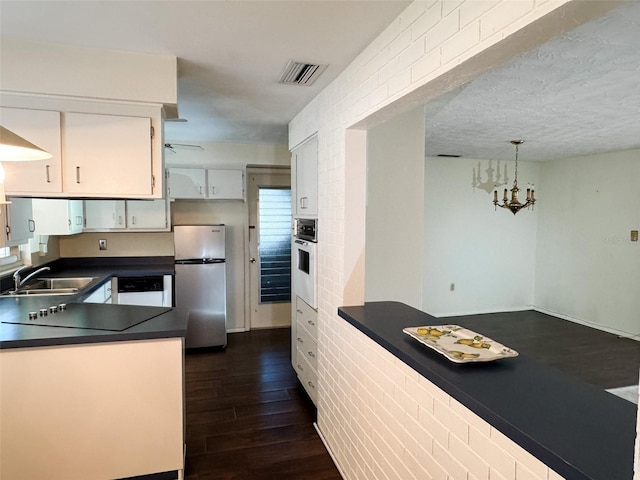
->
[98,239,107,250]
[632,230,638,242]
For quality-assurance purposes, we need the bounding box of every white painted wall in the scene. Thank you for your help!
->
[366,105,426,308]
[534,149,640,336]
[423,155,539,316]
[0,37,176,106]
[164,141,290,168]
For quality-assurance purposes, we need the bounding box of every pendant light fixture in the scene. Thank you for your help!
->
[0,125,53,207]
[493,140,535,215]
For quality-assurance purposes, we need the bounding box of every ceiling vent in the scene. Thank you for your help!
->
[278,60,327,86]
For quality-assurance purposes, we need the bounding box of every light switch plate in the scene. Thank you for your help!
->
[98,239,107,250]
[631,230,638,242]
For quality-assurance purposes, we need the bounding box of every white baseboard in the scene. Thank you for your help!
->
[314,422,346,479]
[428,305,532,318]
[226,327,248,333]
[533,306,640,340]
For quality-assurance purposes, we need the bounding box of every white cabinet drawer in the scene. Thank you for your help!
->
[294,350,318,404]
[294,321,317,371]
[296,295,317,337]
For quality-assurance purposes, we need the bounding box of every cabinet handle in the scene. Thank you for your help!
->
[130,216,134,225]
[307,320,315,326]
[307,351,315,358]
[45,165,51,183]
[211,186,216,196]
[76,216,83,226]
[120,215,124,225]
[300,197,308,209]
[297,364,304,372]
[199,185,202,195]
[296,309,303,314]
[308,381,315,389]
[28,220,36,233]
[297,337,303,343]
[76,166,81,183]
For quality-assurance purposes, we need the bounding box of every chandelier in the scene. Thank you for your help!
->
[493,140,535,214]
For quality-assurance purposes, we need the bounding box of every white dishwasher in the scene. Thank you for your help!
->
[116,275,172,307]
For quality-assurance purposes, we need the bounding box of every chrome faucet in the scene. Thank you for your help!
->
[13,266,51,291]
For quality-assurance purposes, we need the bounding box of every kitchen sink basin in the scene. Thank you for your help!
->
[23,277,97,290]
[1,277,97,297]
[2,287,79,296]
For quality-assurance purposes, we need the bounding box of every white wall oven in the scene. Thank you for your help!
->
[293,218,317,309]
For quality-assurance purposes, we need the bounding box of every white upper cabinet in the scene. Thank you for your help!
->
[84,200,126,230]
[166,168,206,199]
[0,107,63,194]
[82,199,168,231]
[167,167,245,201]
[126,199,168,230]
[207,168,244,200]
[32,199,84,235]
[4,197,35,247]
[292,136,318,216]
[0,104,159,198]
[62,112,153,196]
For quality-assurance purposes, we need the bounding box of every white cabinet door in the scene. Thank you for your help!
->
[0,107,63,194]
[126,199,168,230]
[5,197,35,246]
[167,168,206,199]
[207,168,244,200]
[293,137,318,215]
[32,199,83,235]
[62,112,153,196]
[84,200,126,230]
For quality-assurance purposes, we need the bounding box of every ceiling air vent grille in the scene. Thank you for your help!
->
[278,60,327,86]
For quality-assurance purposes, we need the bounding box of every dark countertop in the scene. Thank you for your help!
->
[338,301,636,480]
[1,257,185,349]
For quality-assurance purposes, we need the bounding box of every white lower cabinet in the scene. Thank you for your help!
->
[83,279,113,304]
[292,295,318,404]
[32,199,83,236]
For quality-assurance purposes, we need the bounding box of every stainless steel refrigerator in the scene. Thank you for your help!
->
[174,225,227,348]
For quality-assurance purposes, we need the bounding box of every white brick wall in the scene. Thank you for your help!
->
[287,1,618,479]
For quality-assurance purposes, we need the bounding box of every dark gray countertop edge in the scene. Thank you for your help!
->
[338,302,635,480]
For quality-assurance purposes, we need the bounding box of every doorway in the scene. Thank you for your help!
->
[247,168,292,329]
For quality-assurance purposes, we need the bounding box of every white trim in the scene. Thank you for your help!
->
[533,306,640,341]
[428,305,533,318]
[226,327,248,334]
[313,422,345,479]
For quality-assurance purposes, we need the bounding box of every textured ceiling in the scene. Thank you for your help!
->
[0,0,410,144]
[424,1,640,162]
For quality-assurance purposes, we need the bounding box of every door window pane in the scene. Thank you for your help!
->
[258,188,292,303]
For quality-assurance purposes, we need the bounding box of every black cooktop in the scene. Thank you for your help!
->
[2,302,172,332]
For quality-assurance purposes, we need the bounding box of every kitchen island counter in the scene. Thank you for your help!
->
[0,256,184,349]
[338,301,636,480]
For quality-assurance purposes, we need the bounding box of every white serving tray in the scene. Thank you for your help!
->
[403,325,518,363]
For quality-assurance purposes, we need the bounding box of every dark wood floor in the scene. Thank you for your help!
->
[184,328,342,480]
[183,312,639,478]
[444,310,640,389]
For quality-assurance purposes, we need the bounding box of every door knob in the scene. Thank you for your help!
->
[250,257,256,263]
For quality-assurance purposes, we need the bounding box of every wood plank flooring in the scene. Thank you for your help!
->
[184,328,341,480]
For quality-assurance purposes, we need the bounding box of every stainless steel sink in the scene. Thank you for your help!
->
[1,277,97,297]
[23,277,96,290]
[2,287,79,296]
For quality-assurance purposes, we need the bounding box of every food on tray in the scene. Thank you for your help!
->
[455,338,491,349]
